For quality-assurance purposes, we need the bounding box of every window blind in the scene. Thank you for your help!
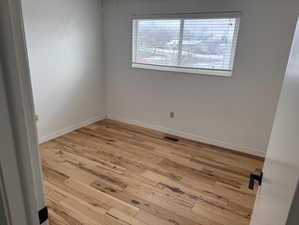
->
[132,17,239,76]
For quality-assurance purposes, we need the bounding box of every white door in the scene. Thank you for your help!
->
[0,65,31,225]
[250,18,299,225]
[0,0,46,223]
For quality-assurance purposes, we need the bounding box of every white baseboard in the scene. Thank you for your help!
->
[108,115,266,157]
[39,115,106,144]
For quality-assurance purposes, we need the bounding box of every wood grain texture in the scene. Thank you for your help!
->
[41,119,264,225]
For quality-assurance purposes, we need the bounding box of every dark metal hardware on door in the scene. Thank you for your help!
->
[249,172,263,190]
[38,206,48,224]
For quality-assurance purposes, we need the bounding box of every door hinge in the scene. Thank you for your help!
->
[249,172,263,190]
[38,206,48,224]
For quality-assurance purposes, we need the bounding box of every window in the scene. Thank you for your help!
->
[132,15,240,76]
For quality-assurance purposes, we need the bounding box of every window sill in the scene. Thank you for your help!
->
[132,63,232,77]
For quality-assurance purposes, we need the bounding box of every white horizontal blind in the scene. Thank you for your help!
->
[134,20,181,66]
[132,17,239,75]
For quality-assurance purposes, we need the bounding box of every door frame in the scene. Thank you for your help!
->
[0,0,46,224]
[0,63,33,225]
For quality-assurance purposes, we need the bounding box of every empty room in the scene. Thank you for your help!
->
[1,0,299,225]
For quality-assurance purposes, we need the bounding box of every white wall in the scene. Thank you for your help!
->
[21,0,299,156]
[103,0,299,156]
[22,0,105,142]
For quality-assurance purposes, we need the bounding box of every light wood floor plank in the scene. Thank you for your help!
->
[41,119,264,225]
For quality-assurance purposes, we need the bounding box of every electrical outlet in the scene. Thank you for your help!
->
[170,112,175,118]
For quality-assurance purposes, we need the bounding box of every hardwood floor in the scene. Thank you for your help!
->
[41,119,264,225]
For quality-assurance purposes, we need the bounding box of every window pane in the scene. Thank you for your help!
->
[181,18,237,70]
[134,20,181,66]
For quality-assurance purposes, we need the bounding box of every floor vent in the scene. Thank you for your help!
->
[164,136,179,142]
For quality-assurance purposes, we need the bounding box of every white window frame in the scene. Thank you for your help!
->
[132,13,241,77]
